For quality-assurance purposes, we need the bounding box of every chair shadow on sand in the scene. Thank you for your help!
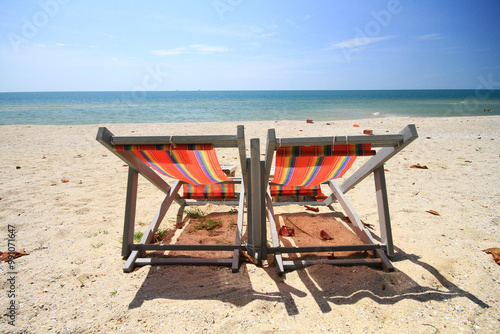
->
[128,212,298,310]
[128,211,488,315]
[285,247,489,314]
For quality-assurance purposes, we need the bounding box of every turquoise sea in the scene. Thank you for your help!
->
[0,90,499,125]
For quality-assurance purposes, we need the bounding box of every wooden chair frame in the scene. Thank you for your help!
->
[257,125,418,274]
[96,125,250,273]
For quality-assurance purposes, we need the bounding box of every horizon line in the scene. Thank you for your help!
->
[1,88,495,94]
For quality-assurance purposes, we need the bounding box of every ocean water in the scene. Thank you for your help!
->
[0,90,499,125]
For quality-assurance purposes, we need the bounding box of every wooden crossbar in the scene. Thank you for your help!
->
[110,134,239,147]
[131,244,245,251]
[135,258,234,267]
[267,244,382,253]
[276,134,404,147]
[282,258,385,269]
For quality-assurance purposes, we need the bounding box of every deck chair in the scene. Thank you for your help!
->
[96,125,249,273]
[257,125,418,274]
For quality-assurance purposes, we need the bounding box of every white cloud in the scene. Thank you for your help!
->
[190,24,276,39]
[190,44,229,53]
[329,36,395,49]
[54,43,97,48]
[151,44,229,56]
[416,33,444,41]
[102,33,117,39]
[151,48,186,56]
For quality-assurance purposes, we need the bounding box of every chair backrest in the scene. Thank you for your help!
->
[271,144,375,187]
[96,125,247,198]
[264,128,413,189]
[115,144,231,185]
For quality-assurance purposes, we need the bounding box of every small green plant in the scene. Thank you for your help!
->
[190,219,222,232]
[110,290,117,296]
[154,229,169,243]
[138,221,145,227]
[156,229,168,238]
[184,207,206,219]
[228,208,238,214]
[204,219,222,230]
[229,220,237,228]
[133,232,144,243]
[91,242,104,248]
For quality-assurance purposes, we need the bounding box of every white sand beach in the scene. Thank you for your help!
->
[1,116,499,333]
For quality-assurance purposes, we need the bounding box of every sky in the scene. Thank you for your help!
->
[1,0,499,92]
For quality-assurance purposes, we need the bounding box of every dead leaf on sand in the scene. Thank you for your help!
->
[426,210,440,216]
[411,163,428,169]
[61,179,69,183]
[484,248,500,265]
[320,230,332,240]
[239,248,256,264]
[0,250,28,262]
[304,205,319,212]
[279,226,295,237]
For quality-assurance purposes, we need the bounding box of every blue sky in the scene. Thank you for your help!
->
[1,0,499,91]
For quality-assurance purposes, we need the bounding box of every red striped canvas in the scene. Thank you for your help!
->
[183,184,235,200]
[272,144,374,187]
[115,144,230,185]
[270,184,324,197]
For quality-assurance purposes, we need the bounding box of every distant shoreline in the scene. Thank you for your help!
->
[2,89,500,93]
[1,115,499,129]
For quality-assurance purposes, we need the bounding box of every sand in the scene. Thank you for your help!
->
[1,116,499,333]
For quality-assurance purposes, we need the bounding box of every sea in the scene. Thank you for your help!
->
[1,90,499,125]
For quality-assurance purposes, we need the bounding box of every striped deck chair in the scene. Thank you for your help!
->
[96,126,249,273]
[251,125,418,274]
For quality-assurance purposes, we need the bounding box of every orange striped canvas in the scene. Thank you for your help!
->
[269,184,324,197]
[115,144,230,185]
[183,184,235,200]
[271,144,374,187]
